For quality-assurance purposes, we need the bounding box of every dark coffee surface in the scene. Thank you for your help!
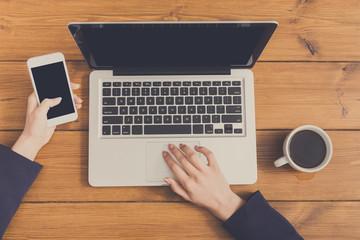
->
[289,130,327,168]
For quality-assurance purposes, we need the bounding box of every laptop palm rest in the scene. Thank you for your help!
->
[145,141,200,182]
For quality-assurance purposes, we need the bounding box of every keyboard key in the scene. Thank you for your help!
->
[123,82,131,87]
[218,87,227,95]
[149,106,157,114]
[117,97,126,105]
[224,96,232,104]
[193,81,201,86]
[103,82,111,87]
[103,97,116,105]
[183,81,191,86]
[161,88,169,96]
[215,129,223,134]
[156,97,165,105]
[224,124,233,133]
[103,116,123,124]
[171,88,179,95]
[144,116,153,124]
[122,125,130,135]
[204,97,212,104]
[203,81,211,86]
[143,82,151,86]
[197,106,205,114]
[113,82,121,87]
[103,107,118,115]
[127,97,135,105]
[122,88,130,96]
[102,126,111,135]
[213,81,221,86]
[163,81,171,86]
[193,124,204,134]
[146,97,155,105]
[228,87,241,95]
[212,115,220,123]
[173,81,181,86]
[164,115,172,123]
[207,106,215,114]
[233,96,241,104]
[176,97,184,105]
[168,106,176,114]
[173,115,181,123]
[232,81,241,86]
[199,87,207,95]
[180,88,188,95]
[132,88,140,96]
[205,124,213,134]
[193,115,201,123]
[178,106,186,114]
[151,88,160,96]
[188,106,196,114]
[195,97,203,104]
[185,97,193,104]
[103,88,111,96]
[112,125,121,135]
[145,125,191,134]
[154,116,162,124]
[120,107,128,115]
[133,82,141,87]
[166,97,174,105]
[159,106,167,114]
[216,106,225,114]
[214,96,222,104]
[209,87,217,95]
[202,115,210,123]
[153,82,161,86]
[190,88,198,95]
[234,128,243,134]
[113,88,121,96]
[222,81,231,86]
[222,115,242,123]
[226,105,242,113]
[137,97,145,105]
[125,116,133,124]
[132,125,143,135]
[134,116,143,124]
[183,115,191,123]
[129,106,138,114]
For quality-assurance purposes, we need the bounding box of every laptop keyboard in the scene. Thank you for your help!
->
[101,79,245,137]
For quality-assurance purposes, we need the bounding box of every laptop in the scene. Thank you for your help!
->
[68,21,277,186]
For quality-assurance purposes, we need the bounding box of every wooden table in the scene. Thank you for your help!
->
[1,0,359,239]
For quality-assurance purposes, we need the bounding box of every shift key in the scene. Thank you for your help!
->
[222,115,242,123]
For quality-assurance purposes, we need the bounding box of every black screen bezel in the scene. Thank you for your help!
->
[68,22,277,71]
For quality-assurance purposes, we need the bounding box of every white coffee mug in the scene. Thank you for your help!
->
[274,125,333,173]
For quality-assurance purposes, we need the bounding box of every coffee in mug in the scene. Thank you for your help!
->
[274,125,332,173]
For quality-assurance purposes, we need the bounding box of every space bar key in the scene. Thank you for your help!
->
[144,125,191,134]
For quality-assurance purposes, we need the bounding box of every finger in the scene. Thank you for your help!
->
[179,144,206,171]
[75,103,82,109]
[194,145,219,168]
[163,151,189,184]
[71,82,81,90]
[164,178,191,201]
[36,97,62,116]
[27,92,38,114]
[168,144,198,175]
[73,94,83,104]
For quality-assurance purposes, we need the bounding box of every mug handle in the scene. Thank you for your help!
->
[274,156,289,167]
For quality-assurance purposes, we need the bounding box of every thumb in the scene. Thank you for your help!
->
[164,178,191,202]
[37,97,62,116]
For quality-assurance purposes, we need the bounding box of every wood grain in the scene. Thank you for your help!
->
[1,130,359,202]
[4,201,360,240]
[0,61,359,131]
[0,0,359,61]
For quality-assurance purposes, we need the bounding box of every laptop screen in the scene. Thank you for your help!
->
[69,22,277,70]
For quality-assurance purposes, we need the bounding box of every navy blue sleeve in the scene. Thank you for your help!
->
[0,144,42,239]
[223,191,303,240]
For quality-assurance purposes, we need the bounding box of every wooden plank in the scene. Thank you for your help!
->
[0,0,359,61]
[0,62,359,130]
[0,130,359,201]
[4,202,360,239]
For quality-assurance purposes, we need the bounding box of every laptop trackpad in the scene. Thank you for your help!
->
[146,141,200,182]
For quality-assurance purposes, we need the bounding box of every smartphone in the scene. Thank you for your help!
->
[27,52,78,127]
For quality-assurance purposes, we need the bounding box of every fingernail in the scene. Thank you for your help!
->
[79,98,83,103]
[57,97,62,101]
[75,83,81,87]
[179,143,184,148]
[168,144,174,149]
[194,145,199,149]
[162,151,168,157]
[164,178,170,185]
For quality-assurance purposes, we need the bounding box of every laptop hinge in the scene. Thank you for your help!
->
[113,67,231,76]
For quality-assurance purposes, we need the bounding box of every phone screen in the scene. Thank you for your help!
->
[31,62,75,119]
